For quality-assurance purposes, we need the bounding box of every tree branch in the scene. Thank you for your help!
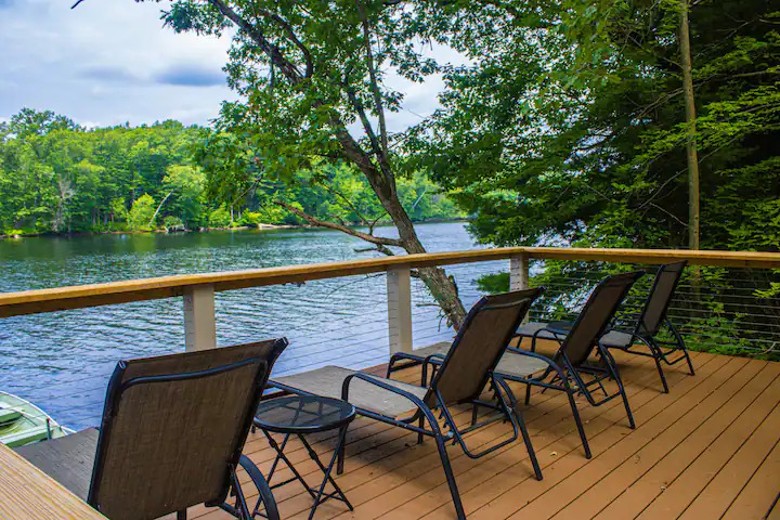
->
[275,200,402,249]
[256,8,314,78]
[344,83,384,160]
[355,0,389,157]
[207,0,304,83]
[318,180,387,227]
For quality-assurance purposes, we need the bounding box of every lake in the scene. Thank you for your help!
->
[0,222,505,429]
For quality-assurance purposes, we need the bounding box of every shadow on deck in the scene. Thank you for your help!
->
[185,346,779,520]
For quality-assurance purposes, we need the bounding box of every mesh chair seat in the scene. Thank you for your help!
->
[516,322,560,340]
[273,366,428,418]
[16,428,99,501]
[496,352,550,378]
[600,330,634,348]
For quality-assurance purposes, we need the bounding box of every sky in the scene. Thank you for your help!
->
[0,0,449,130]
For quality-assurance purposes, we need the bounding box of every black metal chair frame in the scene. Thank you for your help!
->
[18,341,287,520]
[500,272,644,460]
[605,261,695,393]
[273,291,544,520]
[504,328,634,460]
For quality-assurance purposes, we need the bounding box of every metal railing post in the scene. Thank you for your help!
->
[387,266,413,355]
[510,254,530,291]
[183,284,217,351]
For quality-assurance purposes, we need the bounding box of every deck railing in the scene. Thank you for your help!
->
[1,247,777,346]
[0,246,778,515]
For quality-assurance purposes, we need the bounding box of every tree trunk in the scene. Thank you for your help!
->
[679,0,700,251]
[382,191,467,328]
[341,133,467,328]
[150,191,173,227]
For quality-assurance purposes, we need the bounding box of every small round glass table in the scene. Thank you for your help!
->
[253,395,356,519]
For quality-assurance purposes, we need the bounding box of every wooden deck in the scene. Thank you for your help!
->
[187,347,779,520]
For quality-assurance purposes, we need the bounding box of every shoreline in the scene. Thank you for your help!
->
[0,218,468,240]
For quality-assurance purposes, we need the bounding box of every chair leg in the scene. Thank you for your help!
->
[565,389,592,459]
[600,346,636,429]
[434,429,466,520]
[515,408,543,481]
[177,511,187,520]
[652,352,670,393]
[417,415,424,445]
[337,424,347,475]
[386,355,398,378]
[642,338,670,393]
[619,382,636,429]
[524,383,532,405]
[683,347,696,376]
[669,321,695,376]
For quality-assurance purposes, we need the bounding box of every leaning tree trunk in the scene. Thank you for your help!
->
[382,193,467,328]
[344,134,468,328]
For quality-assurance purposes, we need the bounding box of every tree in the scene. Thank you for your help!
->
[413,0,779,253]
[128,193,157,231]
[678,0,700,251]
[161,164,206,229]
[140,0,468,326]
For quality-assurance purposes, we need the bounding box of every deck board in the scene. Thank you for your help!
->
[189,349,779,520]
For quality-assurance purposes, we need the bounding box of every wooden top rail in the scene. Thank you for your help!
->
[0,247,777,318]
[0,443,106,519]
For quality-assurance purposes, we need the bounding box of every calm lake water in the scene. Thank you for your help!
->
[0,222,504,429]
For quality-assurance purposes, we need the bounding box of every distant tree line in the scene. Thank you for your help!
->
[0,108,461,236]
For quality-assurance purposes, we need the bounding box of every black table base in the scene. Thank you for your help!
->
[252,395,356,519]
[260,428,353,519]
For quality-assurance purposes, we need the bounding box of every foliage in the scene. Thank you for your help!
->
[410,0,779,253]
[128,194,157,231]
[208,205,233,228]
[397,0,778,357]
[0,109,460,236]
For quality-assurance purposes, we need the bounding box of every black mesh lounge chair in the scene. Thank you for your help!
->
[386,273,643,460]
[271,289,544,520]
[517,261,694,393]
[497,271,644,459]
[16,339,288,520]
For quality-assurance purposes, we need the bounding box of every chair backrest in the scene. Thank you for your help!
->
[635,261,687,336]
[561,272,644,366]
[88,338,288,520]
[429,288,542,406]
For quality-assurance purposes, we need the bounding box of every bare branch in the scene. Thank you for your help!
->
[355,246,395,256]
[275,200,403,248]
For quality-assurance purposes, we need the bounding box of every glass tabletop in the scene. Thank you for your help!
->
[254,395,356,434]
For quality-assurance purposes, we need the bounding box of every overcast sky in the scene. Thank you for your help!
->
[0,0,448,130]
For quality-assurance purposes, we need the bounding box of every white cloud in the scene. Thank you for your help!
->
[0,0,236,126]
[0,1,465,130]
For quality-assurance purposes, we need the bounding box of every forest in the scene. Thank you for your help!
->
[0,109,461,237]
